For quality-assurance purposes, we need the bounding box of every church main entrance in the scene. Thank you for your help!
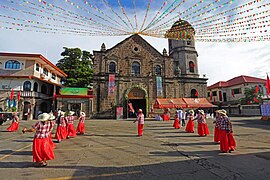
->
[126,87,147,118]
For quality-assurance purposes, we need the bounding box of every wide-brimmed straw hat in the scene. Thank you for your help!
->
[49,113,55,121]
[189,109,194,114]
[219,109,227,116]
[68,111,75,116]
[198,110,204,115]
[80,112,86,116]
[37,113,50,122]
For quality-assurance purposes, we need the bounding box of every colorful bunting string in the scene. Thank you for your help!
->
[0,0,269,42]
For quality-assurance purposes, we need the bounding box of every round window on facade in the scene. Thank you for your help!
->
[132,46,140,53]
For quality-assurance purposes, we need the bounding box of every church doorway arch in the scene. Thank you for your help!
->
[125,86,147,118]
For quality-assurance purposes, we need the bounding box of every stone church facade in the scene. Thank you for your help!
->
[92,20,208,118]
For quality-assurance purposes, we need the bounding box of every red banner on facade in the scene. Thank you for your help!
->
[108,74,115,96]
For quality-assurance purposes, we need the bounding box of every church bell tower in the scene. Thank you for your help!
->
[166,19,199,78]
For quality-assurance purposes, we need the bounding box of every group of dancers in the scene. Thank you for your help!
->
[173,109,236,153]
[6,110,86,167]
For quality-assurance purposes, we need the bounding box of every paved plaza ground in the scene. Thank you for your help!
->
[0,116,270,180]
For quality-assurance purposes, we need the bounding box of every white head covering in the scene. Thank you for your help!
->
[219,109,227,116]
[37,113,50,122]
[198,110,205,115]
[80,112,86,116]
[49,113,55,121]
[189,109,195,114]
[68,111,75,116]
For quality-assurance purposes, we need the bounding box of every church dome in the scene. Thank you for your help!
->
[165,19,195,40]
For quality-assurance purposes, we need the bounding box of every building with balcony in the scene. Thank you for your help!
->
[207,75,267,107]
[0,52,67,120]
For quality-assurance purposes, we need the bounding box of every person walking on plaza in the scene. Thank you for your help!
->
[55,111,67,143]
[173,112,180,129]
[133,109,144,136]
[76,111,86,135]
[195,110,210,137]
[213,110,222,143]
[219,109,236,153]
[66,111,77,138]
[22,113,55,167]
[176,108,186,126]
[6,112,19,132]
[185,110,195,133]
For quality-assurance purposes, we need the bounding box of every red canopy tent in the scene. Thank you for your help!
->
[153,98,175,109]
[170,98,187,108]
[153,98,214,109]
[182,98,214,108]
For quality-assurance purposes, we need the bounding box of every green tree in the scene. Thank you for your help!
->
[56,47,93,88]
[239,86,263,104]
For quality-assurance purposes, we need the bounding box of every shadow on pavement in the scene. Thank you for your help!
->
[233,118,270,131]
[0,150,32,156]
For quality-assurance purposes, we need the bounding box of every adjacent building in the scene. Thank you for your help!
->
[0,52,67,120]
[92,19,208,118]
[207,75,267,106]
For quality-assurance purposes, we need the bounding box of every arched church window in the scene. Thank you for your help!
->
[155,65,162,76]
[189,61,195,73]
[132,61,140,75]
[23,81,31,91]
[5,60,20,69]
[109,62,116,73]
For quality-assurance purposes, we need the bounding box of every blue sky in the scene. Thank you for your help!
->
[0,0,269,85]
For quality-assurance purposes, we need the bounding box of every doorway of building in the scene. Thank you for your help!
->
[128,99,146,118]
[22,101,31,120]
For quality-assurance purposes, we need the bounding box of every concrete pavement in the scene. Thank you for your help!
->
[0,117,270,180]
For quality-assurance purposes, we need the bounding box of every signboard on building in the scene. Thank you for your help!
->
[261,104,270,116]
[108,74,115,96]
[156,76,163,97]
[60,88,88,96]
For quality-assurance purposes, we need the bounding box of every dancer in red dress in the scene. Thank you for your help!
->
[173,113,180,129]
[76,112,86,135]
[195,110,210,137]
[66,111,77,138]
[55,111,67,143]
[185,110,195,133]
[133,109,144,136]
[213,110,221,143]
[22,113,55,167]
[219,110,236,153]
[6,112,19,132]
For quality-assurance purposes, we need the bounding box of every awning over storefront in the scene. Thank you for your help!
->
[153,98,175,109]
[182,98,214,108]
[153,98,214,109]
